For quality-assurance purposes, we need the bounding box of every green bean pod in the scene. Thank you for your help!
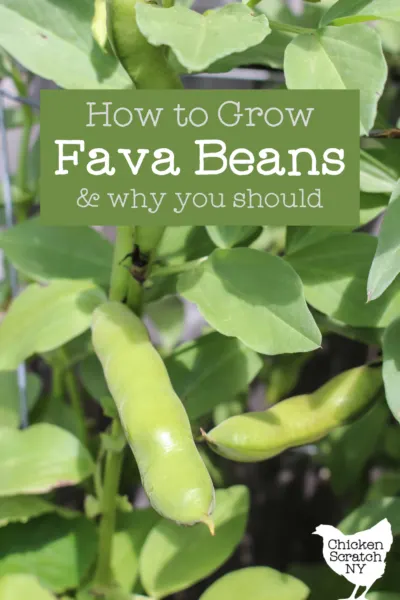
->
[92,302,215,530]
[204,366,382,463]
[106,0,183,89]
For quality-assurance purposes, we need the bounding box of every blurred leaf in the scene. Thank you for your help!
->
[0,496,55,527]
[157,227,216,265]
[368,180,400,300]
[165,332,262,421]
[360,192,389,225]
[213,395,246,427]
[284,26,387,135]
[383,317,400,424]
[0,280,106,370]
[199,567,309,600]
[205,227,260,249]
[79,354,117,418]
[0,0,131,89]
[112,509,160,593]
[0,371,41,428]
[0,424,94,496]
[179,248,321,355]
[360,151,398,194]
[266,352,312,405]
[286,227,350,255]
[367,473,400,502]
[0,515,97,592]
[339,497,400,534]
[287,233,400,328]
[384,426,400,461]
[0,219,112,286]
[136,3,270,72]
[145,296,185,352]
[321,0,400,27]
[0,574,56,600]
[140,486,249,599]
[318,402,388,495]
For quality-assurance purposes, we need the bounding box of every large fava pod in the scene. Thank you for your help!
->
[92,302,215,531]
[204,366,382,463]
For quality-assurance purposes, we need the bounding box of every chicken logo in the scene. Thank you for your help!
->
[313,519,393,600]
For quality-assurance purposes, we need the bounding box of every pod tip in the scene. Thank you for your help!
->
[200,428,211,442]
[202,515,215,536]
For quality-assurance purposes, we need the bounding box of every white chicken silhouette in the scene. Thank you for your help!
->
[313,519,393,600]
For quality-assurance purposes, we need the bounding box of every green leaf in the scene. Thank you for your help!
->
[0,515,97,592]
[339,497,400,534]
[157,226,216,265]
[136,3,270,72]
[0,424,94,496]
[0,280,106,370]
[287,233,400,327]
[383,317,400,424]
[360,192,389,225]
[145,296,185,352]
[318,402,388,495]
[0,371,41,428]
[0,496,55,527]
[178,248,321,355]
[140,486,249,599]
[367,594,400,600]
[112,509,160,593]
[0,0,131,89]
[360,150,398,194]
[0,574,56,600]
[79,354,117,419]
[321,0,400,27]
[199,567,309,600]
[368,180,400,300]
[286,227,350,255]
[284,25,387,135]
[367,472,400,502]
[205,227,260,249]
[0,219,112,286]
[166,332,262,421]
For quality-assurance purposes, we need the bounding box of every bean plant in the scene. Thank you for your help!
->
[0,0,400,599]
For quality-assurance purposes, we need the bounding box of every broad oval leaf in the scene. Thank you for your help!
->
[0,279,106,370]
[339,497,400,535]
[0,219,112,286]
[145,296,185,352]
[178,248,321,355]
[139,486,250,599]
[383,317,400,424]
[0,371,41,428]
[321,0,400,27]
[368,180,400,300]
[112,509,160,593]
[287,233,400,327]
[136,3,271,72]
[166,332,262,420]
[0,574,56,600]
[0,515,97,592]
[0,496,55,528]
[199,567,309,600]
[0,424,94,496]
[284,25,387,135]
[0,0,130,89]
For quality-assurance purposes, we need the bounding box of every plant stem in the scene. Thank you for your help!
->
[109,226,135,302]
[10,63,34,219]
[64,364,88,448]
[93,419,124,587]
[269,19,315,35]
[247,0,262,8]
[163,0,174,6]
[151,256,207,278]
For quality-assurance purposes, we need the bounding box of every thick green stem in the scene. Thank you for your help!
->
[109,226,135,302]
[57,348,88,448]
[247,0,262,8]
[93,419,124,587]
[162,0,174,6]
[151,256,207,278]
[269,19,315,35]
